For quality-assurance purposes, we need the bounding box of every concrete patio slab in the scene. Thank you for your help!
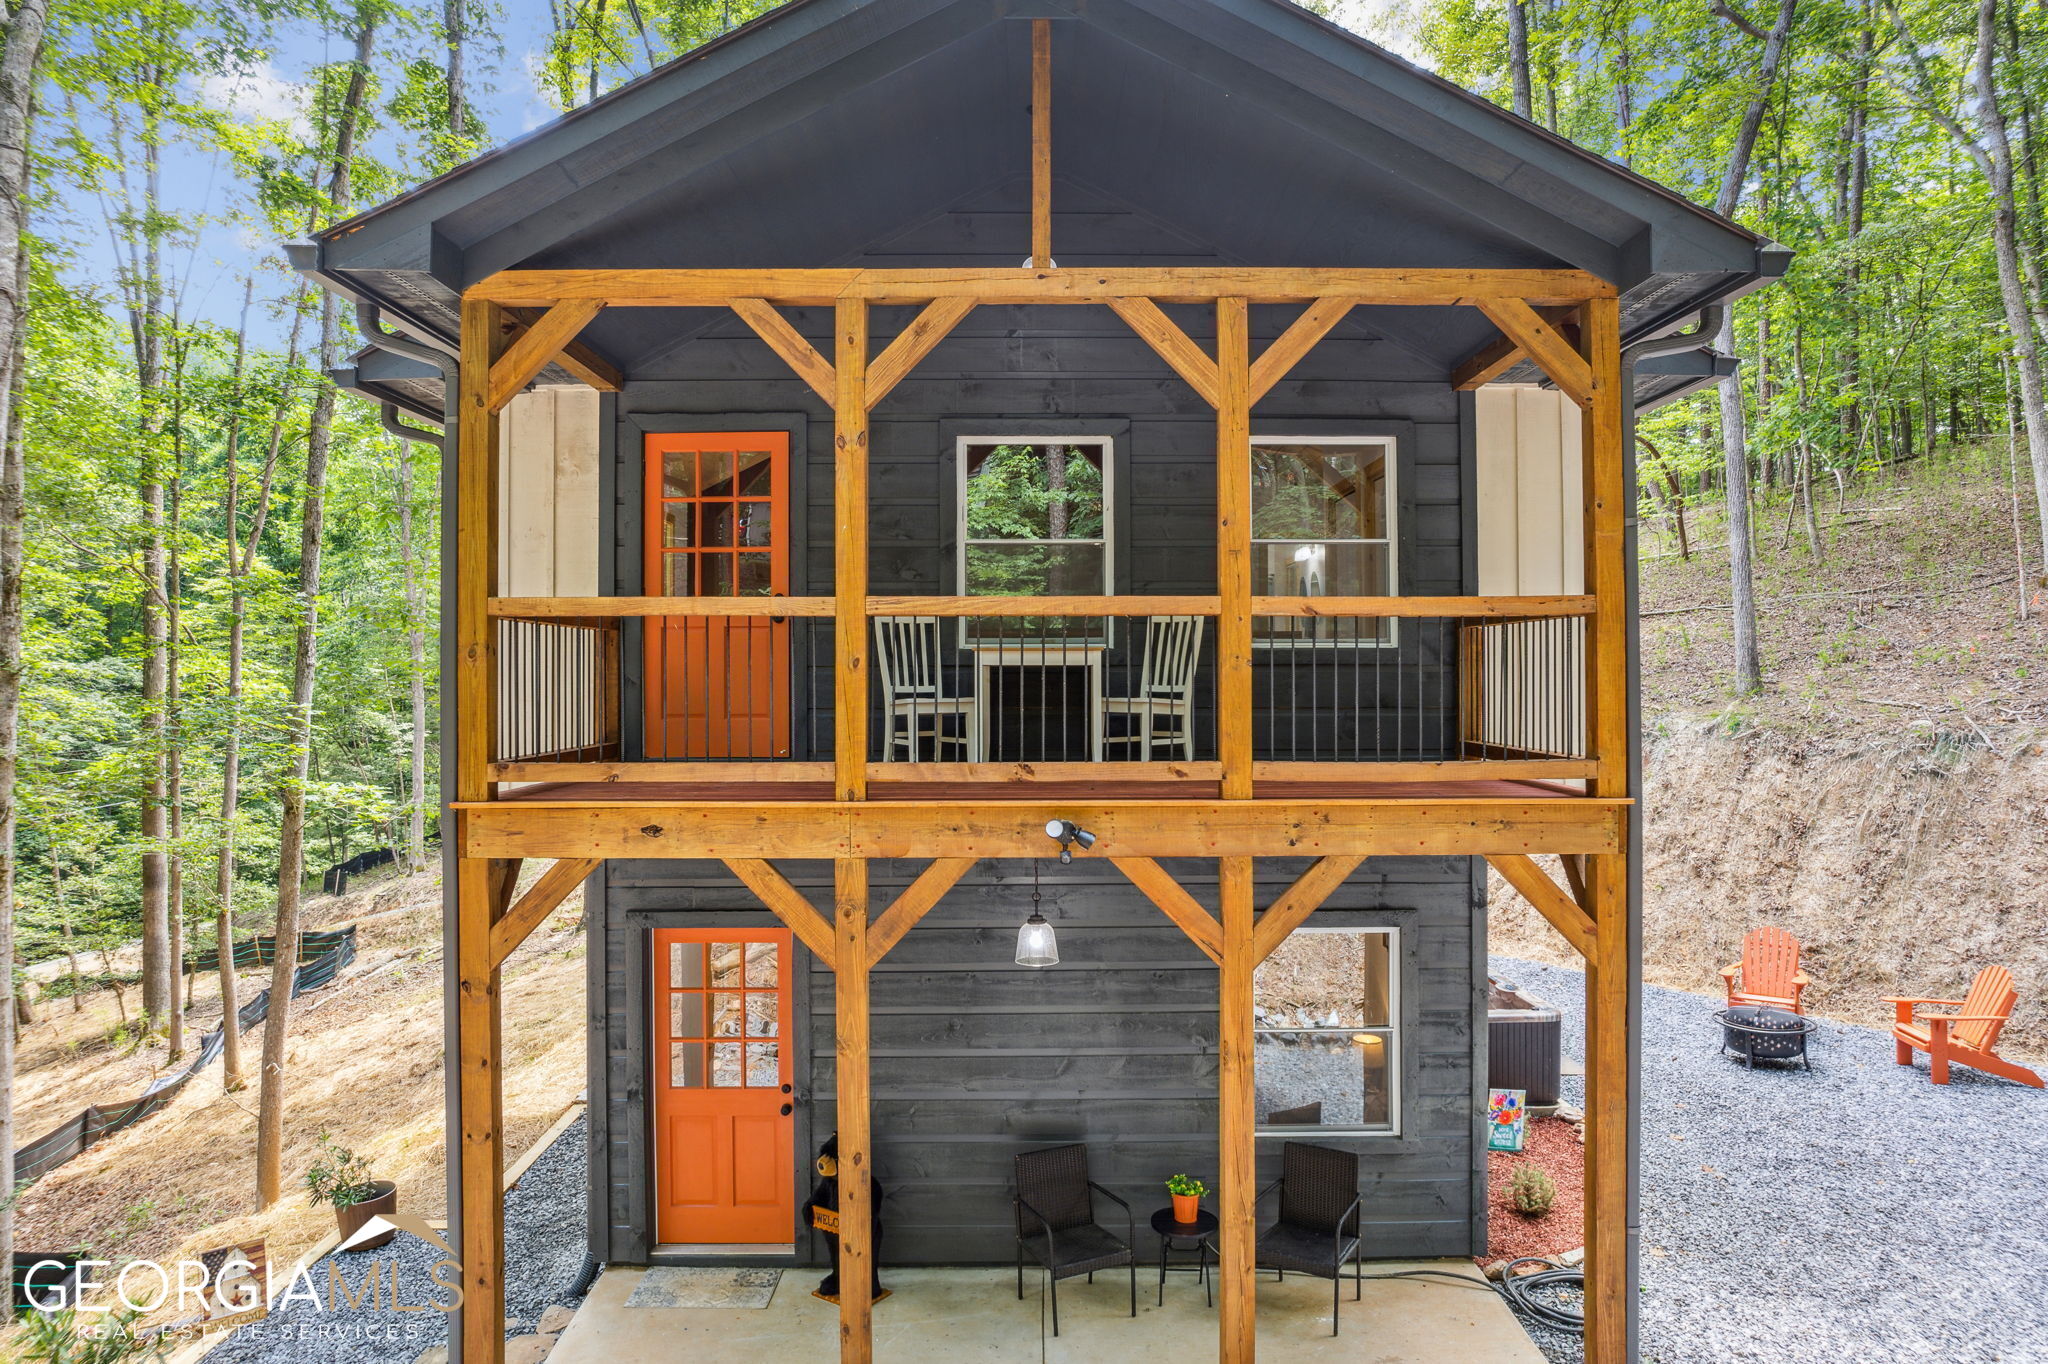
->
[545,1262,1546,1363]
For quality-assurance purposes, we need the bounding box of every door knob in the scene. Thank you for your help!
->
[781,1083,793,1094]
[780,1103,794,1116]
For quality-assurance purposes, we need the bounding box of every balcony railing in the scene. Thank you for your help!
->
[485,594,1594,790]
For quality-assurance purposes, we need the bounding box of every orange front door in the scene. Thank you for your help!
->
[653,927,795,1244]
[644,432,792,758]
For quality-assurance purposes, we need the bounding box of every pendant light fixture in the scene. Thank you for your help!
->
[1015,859,1059,968]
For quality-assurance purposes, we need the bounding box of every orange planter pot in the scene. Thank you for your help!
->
[1171,1192,1199,1224]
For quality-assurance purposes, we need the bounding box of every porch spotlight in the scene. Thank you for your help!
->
[1015,858,1060,968]
[1044,819,1096,864]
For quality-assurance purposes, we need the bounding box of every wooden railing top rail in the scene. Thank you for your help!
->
[489,594,1596,621]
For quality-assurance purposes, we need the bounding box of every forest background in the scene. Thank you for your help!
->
[0,0,2040,1316]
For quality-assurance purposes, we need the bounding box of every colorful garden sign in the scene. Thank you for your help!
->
[1487,1088,1528,1153]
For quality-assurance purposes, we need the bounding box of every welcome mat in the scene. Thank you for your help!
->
[625,1266,782,1309]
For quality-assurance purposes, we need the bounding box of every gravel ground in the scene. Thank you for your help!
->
[204,1114,592,1364]
[1491,956,2048,1364]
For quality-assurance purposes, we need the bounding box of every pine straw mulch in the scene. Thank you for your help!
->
[1479,1116,1585,1271]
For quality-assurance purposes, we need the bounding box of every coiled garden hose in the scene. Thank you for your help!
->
[1492,1257,1585,1333]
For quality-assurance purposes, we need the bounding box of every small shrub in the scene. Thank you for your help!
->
[15,1304,165,1363]
[1508,1166,1556,1216]
[1165,1173,1208,1199]
[304,1133,380,1208]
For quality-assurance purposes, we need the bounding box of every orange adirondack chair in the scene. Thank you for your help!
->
[1720,926,1810,1014]
[1884,965,2043,1088]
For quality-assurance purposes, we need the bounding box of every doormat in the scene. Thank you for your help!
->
[625,1266,782,1309]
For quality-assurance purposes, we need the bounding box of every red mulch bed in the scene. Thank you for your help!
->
[1479,1115,1586,1270]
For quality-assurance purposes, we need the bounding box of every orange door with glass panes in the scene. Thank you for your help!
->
[643,433,791,758]
[653,927,795,1244]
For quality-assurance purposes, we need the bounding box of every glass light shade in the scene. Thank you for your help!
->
[1015,911,1059,968]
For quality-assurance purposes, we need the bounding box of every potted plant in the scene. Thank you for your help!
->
[306,1134,398,1250]
[1165,1173,1208,1224]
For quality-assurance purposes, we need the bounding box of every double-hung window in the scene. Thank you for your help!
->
[1253,926,1399,1135]
[957,438,1112,640]
[1251,436,1396,646]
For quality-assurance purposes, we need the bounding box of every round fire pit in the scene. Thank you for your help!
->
[1713,1006,1816,1070]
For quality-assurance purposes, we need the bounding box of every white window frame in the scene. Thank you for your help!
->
[955,435,1116,598]
[1250,434,1398,650]
[1253,924,1401,1138]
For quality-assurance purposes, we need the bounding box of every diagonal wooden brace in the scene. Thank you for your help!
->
[724,857,838,963]
[1486,853,1596,958]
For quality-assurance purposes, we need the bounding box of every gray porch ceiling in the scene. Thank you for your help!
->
[300,0,1786,414]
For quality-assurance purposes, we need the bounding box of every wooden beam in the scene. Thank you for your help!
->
[1486,853,1596,959]
[1561,852,1588,909]
[1217,856,1256,1364]
[486,858,522,921]
[505,305,623,391]
[487,298,605,412]
[723,858,837,963]
[460,798,1631,861]
[866,857,976,966]
[834,859,873,1362]
[835,298,870,801]
[871,760,1220,784]
[1249,298,1356,404]
[1251,759,1595,783]
[1110,857,1223,965]
[1474,298,1593,405]
[491,595,832,618]
[1449,305,1577,391]
[1584,849,1629,1364]
[730,298,836,404]
[865,298,976,410]
[1581,295,1627,796]
[865,593,1219,618]
[455,856,504,1364]
[1251,594,1594,619]
[488,858,599,967]
[1216,298,1252,799]
[1251,855,1366,963]
[1031,18,1052,269]
[1109,297,1221,407]
[458,298,507,807]
[467,266,1616,308]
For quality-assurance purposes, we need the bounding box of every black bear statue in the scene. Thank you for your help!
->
[801,1132,888,1304]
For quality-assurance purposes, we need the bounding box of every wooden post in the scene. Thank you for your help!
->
[1217,855,1256,1362]
[454,295,508,1364]
[455,852,503,1364]
[835,300,870,800]
[834,858,873,1360]
[1577,293,1630,1364]
[1215,298,1252,799]
[1030,19,1051,269]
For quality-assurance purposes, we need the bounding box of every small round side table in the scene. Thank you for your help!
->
[1150,1205,1220,1307]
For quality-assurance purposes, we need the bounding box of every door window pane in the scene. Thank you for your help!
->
[711,1042,744,1087]
[670,941,703,989]
[710,991,743,1038]
[744,994,778,1039]
[736,450,773,495]
[703,503,735,548]
[745,943,780,988]
[663,452,697,497]
[712,945,745,988]
[737,504,773,547]
[700,451,733,494]
[745,1042,779,1087]
[661,555,693,596]
[662,506,694,548]
[670,1042,705,1088]
[700,554,734,597]
[671,992,709,1039]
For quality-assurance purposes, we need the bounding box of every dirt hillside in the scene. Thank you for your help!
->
[1492,441,2048,1057]
[9,863,588,1285]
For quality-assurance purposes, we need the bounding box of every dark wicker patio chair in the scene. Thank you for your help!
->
[1013,1143,1136,1335]
[1256,1141,1362,1336]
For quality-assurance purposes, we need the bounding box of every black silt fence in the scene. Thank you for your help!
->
[13,927,357,1187]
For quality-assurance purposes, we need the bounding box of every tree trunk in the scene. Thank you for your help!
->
[255,9,377,1209]
[1506,0,1532,119]
[1711,0,1799,694]
[164,327,187,1059]
[444,0,466,142]
[0,0,49,1305]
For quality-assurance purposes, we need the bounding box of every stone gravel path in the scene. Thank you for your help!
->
[1492,956,2048,1364]
[204,1114,591,1364]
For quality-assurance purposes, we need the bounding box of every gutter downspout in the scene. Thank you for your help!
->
[355,300,471,1364]
[1614,301,1723,1364]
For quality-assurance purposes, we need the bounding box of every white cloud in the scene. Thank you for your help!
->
[196,61,312,134]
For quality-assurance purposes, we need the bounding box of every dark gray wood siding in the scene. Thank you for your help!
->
[584,178,1488,1266]
[594,857,1487,1266]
